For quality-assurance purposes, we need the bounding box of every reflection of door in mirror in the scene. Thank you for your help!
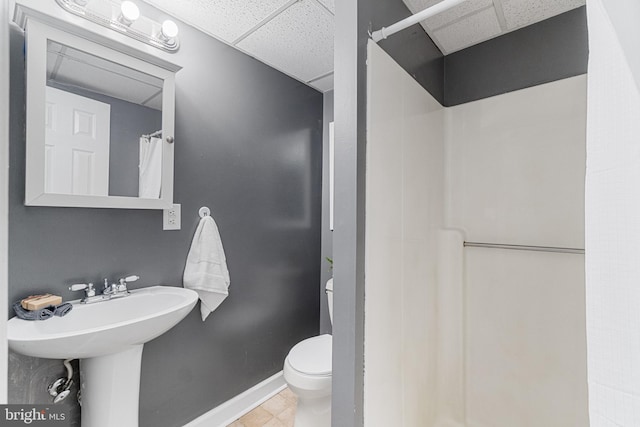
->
[45,86,111,196]
[46,40,163,198]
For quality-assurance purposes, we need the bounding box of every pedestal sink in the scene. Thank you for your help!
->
[8,285,198,427]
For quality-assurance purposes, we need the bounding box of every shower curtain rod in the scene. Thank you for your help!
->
[464,241,585,255]
[371,0,467,42]
[142,130,162,139]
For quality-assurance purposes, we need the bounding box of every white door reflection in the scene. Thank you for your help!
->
[45,40,163,199]
[45,86,110,196]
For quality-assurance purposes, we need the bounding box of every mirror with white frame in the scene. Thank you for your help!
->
[25,20,177,209]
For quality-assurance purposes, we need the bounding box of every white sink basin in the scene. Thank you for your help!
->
[7,285,198,427]
[8,285,198,359]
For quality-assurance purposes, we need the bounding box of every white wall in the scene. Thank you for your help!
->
[464,249,587,427]
[365,41,445,427]
[585,0,640,425]
[447,76,587,249]
[447,76,589,427]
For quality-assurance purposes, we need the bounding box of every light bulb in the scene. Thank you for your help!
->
[119,1,140,25]
[161,20,179,39]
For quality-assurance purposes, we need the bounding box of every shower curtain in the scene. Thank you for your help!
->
[139,136,162,199]
[586,0,640,425]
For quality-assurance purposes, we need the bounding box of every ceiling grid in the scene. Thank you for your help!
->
[492,0,509,31]
[142,0,585,92]
[231,0,300,46]
[404,0,585,54]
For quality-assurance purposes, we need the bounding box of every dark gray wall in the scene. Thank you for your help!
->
[8,354,81,426]
[373,1,444,104]
[8,2,323,425]
[320,90,333,334]
[366,5,588,108]
[444,6,588,106]
[48,81,162,197]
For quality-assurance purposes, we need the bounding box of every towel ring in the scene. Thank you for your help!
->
[198,207,211,218]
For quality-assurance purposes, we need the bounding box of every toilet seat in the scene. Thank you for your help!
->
[283,334,332,427]
[286,334,332,377]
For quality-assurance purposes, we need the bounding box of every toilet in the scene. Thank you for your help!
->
[283,278,333,427]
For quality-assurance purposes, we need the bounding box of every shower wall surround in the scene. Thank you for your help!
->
[366,34,588,427]
[338,1,590,423]
[446,76,588,427]
[365,41,445,426]
[7,2,323,426]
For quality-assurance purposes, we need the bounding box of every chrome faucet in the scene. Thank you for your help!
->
[69,275,139,304]
[102,275,139,298]
[68,283,105,304]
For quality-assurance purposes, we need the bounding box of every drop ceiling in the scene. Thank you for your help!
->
[140,0,584,93]
[141,0,335,92]
[403,0,586,54]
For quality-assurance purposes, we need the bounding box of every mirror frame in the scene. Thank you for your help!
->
[25,19,176,209]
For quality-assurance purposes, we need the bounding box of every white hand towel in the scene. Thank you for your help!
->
[183,215,231,321]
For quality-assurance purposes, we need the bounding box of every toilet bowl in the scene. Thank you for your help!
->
[283,279,333,427]
[283,334,332,427]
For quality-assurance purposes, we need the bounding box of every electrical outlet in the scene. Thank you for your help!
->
[163,204,181,230]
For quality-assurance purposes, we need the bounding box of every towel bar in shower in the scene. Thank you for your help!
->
[463,242,585,255]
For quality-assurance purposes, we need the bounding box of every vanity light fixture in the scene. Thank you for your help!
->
[55,0,180,52]
[160,20,179,41]
[118,1,140,26]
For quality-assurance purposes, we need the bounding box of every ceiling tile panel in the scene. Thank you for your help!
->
[406,0,493,31]
[315,0,335,14]
[142,0,292,42]
[426,0,493,30]
[309,74,334,92]
[403,0,585,56]
[433,7,501,54]
[500,0,585,30]
[237,0,334,83]
[403,0,440,15]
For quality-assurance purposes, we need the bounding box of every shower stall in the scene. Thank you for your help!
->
[364,39,588,427]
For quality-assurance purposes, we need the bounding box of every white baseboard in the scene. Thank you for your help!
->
[183,371,286,427]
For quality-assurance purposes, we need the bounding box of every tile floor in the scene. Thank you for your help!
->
[227,387,297,427]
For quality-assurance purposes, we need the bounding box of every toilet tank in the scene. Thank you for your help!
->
[326,278,333,325]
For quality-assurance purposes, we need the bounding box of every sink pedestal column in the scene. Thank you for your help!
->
[80,345,144,427]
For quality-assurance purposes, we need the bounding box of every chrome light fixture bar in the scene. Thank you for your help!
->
[55,0,180,52]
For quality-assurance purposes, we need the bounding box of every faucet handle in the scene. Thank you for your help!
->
[69,283,95,297]
[69,283,91,292]
[115,275,138,293]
